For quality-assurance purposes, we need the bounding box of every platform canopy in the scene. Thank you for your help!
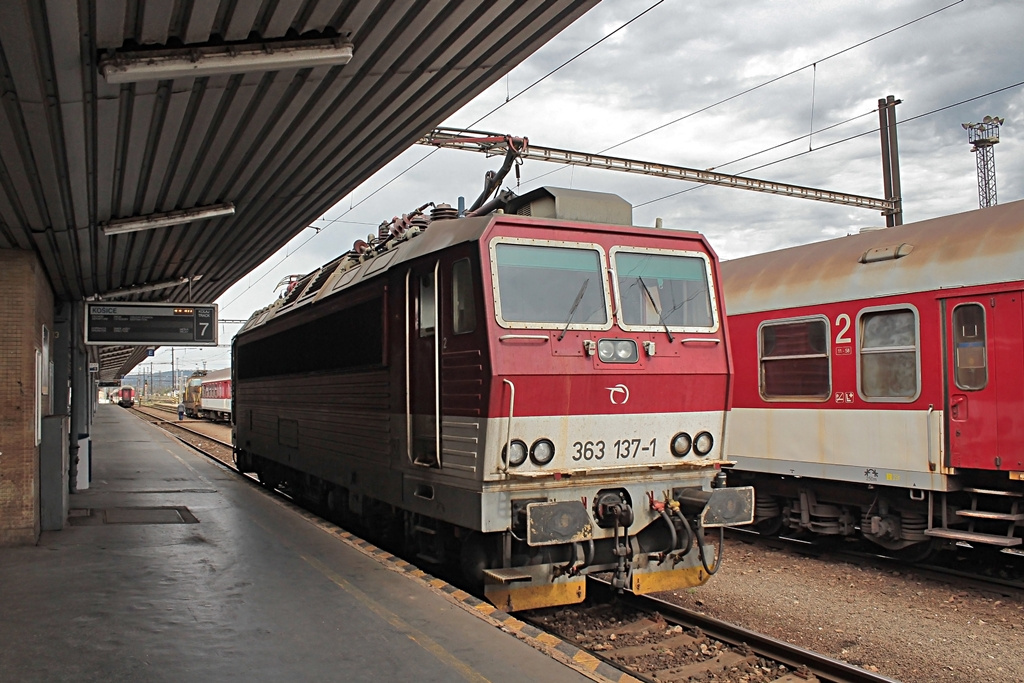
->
[0,0,598,380]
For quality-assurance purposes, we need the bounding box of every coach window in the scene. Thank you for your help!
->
[419,273,435,336]
[759,318,830,400]
[451,259,476,334]
[953,303,987,390]
[859,307,919,400]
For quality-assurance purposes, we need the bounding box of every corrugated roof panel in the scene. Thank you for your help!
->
[0,0,600,378]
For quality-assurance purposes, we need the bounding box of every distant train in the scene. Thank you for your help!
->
[118,385,135,408]
[232,187,753,611]
[181,369,232,422]
[723,199,1024,556]
[182,370,206,418]
[197,369,232,421]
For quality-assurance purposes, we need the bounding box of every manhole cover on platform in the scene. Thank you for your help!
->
[67,506,199,525]
[104,506,198,524]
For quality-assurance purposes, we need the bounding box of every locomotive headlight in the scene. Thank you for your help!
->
[503,440,528,467]
[693,431,714,456]
[671,432,692,457]
[530,439,556,465]
[597,338,638,363]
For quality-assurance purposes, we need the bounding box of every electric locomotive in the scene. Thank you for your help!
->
[723,199,1024,555]
[233,187,753,611]
[182,370,206,418]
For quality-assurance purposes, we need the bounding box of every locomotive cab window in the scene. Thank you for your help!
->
[952,303,987,390]
[758,318,830,400]
[451,259,476,335]
[612,248,718,332]
[490,240,610,329]
[858,307,920,401]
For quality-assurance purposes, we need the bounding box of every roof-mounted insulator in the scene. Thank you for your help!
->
[431,203,458,221]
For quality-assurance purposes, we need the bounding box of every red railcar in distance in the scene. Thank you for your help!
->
[198,368,231,422]
[233,187,753,611]
[723,199,1024,555]
[118,385,135,408]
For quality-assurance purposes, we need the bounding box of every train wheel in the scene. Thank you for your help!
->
[258,468,280,491]
[753,514,784,537]
[458,532,493,589]
[890,539,940,563]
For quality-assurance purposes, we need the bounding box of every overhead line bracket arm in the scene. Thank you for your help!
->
[418,127,896,215]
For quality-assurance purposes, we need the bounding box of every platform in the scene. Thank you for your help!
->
[0,405,606,682]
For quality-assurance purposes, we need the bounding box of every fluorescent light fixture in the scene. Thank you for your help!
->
[91,276,203,300]
[99,39,354,84]
[101,202,235,236]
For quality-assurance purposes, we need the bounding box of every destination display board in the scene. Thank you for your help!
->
[86,303,218,346]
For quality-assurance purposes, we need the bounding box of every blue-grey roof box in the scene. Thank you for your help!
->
[505,187,633,226]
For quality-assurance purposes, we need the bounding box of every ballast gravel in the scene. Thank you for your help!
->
[663,541,1024,682]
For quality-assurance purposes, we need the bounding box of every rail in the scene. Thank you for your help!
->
[586,575,900,683]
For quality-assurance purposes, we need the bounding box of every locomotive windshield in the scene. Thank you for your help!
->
[613,250,715,330]
[493,242,608,326]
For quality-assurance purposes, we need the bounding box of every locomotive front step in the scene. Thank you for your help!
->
[482,567,534,584]
[924,528,1022,547]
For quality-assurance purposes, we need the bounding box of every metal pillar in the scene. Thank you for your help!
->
[69,302,91,491]
[877,96,903,226]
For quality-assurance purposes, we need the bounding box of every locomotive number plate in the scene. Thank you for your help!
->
[571,438,657,461]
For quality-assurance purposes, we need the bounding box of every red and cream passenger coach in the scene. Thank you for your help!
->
[232,187,753,610]
[723,200,1024,554]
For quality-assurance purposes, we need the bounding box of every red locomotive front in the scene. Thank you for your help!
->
[234,187,754,610]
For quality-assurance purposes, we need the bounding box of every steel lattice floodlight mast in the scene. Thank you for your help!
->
[962,116,1004,208]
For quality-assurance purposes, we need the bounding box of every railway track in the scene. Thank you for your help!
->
[525,576,898,683]
[125,406,914,683]
[130,405,236,469]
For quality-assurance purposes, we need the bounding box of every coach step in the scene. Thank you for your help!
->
[955,509,1024,521]
[924,528,1022,547]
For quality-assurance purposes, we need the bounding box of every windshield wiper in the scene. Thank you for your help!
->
[558,278,589,341]
[638,277,674,342]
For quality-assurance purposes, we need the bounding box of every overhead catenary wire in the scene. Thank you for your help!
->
[219,1,669,313]
[633,78,1024,209]
[223,0,973,314]
[598,0,965,156]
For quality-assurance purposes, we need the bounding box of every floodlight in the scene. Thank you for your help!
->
[101,203,235,236]
[99,39,354,84]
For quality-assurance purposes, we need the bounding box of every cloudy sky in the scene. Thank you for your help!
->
[151,0,1024,374]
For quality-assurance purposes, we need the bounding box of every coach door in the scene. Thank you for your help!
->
[408,263,440,467]
[944,293,1024,471]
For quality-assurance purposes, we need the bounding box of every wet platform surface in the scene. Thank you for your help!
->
[0,405,598,682]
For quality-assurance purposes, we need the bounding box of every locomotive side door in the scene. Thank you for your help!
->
[943,292,1024,471]
[408,262,440,467]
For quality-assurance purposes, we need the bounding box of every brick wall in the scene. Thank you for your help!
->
[0,249,54,545]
